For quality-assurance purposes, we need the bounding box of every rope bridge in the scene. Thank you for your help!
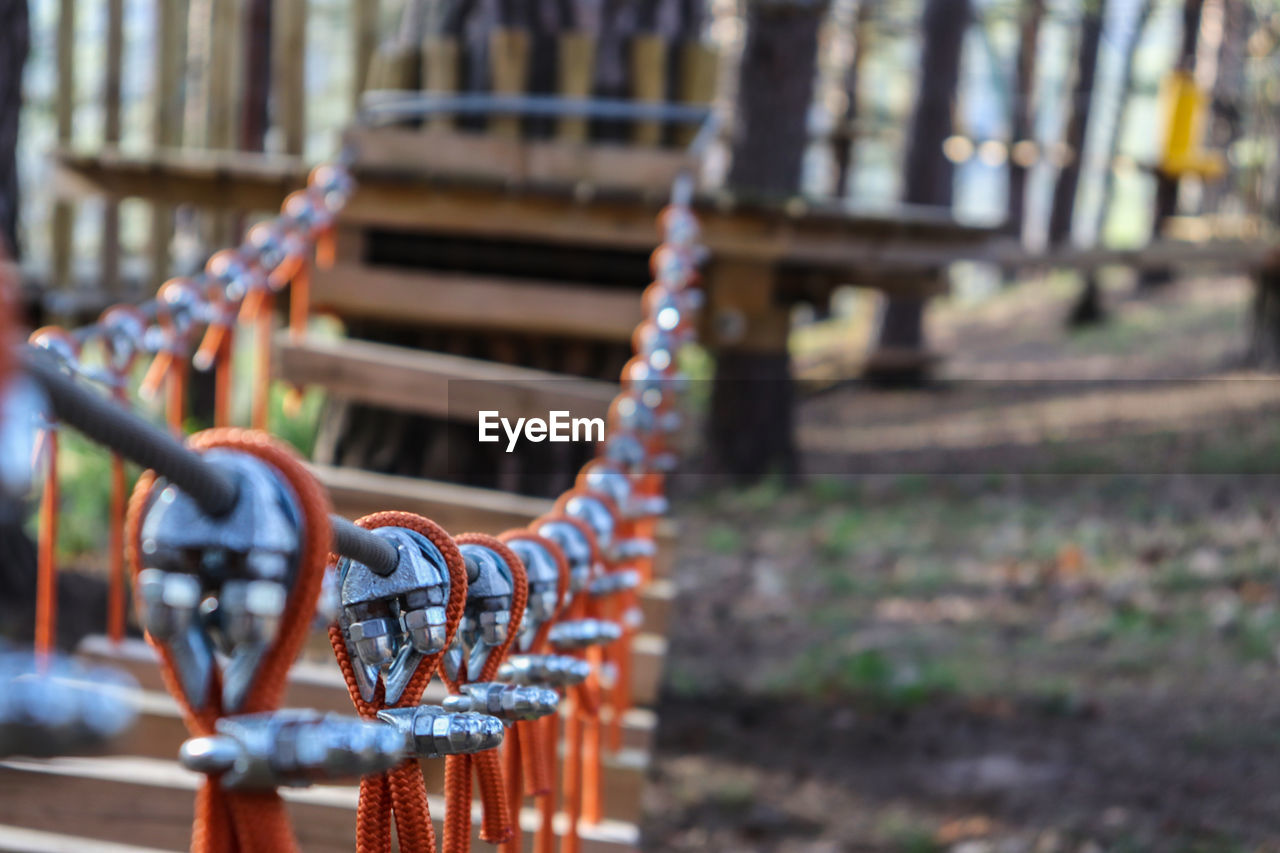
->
[0,96,706,853]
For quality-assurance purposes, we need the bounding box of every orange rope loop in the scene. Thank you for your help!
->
[125,428,333,853]
[327,512,468,853]
[442,533,529,853]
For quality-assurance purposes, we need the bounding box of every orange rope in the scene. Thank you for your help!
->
[288,262,310,343]
[327,511,468,853]
[35,428,57,664]
[251,292,274,432]
[443,533,528,853]
[125,428,333,853]
[106,386,128,644]
[497,531,571,853]
[543,502,615,831]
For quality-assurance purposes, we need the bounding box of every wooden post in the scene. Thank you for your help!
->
[557,33,595,142]
[703,258,795,480]
[101,0,124,295]
[150,0,188,289]
[675,42,717,147]
[489,28,530,138]
[422,36,459,131]
[352,0,380,110]
[52,0,76,291]
[630,34,667,145]
[203,0,241,249]
[207,0,241,151]
[272,0,306,156]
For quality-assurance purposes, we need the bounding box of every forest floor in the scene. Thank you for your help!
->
[642,273,1280,853]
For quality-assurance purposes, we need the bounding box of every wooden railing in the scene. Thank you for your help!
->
[32,1,720,312]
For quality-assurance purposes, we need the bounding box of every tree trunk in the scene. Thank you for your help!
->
[1006,0,1044,242]
[704,1,826,480]
[1201,0,1250,213]
[0,0,28,258]
[867,0,969,383]
[1249,268,1280,367]
[1046,0,1106,248]
[239,0,273,152]
[725,1,826,197]
[1069,0,1154,327]
[1141,0,1204,288]
[832,0,875,196]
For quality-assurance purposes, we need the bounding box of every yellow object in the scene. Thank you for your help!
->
[1157,69,1226,179]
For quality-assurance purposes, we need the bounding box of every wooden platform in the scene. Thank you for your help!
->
[276,335,618,424]
[0,756,639,853]
[310,263,645,341]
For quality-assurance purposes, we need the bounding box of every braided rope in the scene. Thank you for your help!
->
[327,511,468,853]
[125,428,334,853]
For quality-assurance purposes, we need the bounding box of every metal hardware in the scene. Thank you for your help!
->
[497,654,592,688]
[179,709,405,789]
[0,652,139,758]
[547,619,623,651]
[562,494,617,558]
[589,569,641,597]
[337,526,452,704]
[376,705,505,759]
[137,448,303,712]
[443,543,515,682]
[442,682,559,723]
[504,538,560,645]
[534,520,595,594]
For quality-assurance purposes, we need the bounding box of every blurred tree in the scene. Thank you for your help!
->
[1201,0,1251,213]
[726,0,828,195]
[1141,0,1204,288]
[1006,0,1045,243]
[1047,0,1107,249]
[239,0,273,152]
[866,0,970,380]
[1070,0,1155,326]
[832,0,875,196]
[0,0,27,257]
[710,0,827,479]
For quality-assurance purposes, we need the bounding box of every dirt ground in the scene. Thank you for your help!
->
[642,275,1280,853]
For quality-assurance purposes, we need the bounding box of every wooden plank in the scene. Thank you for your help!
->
[421,35,460,131]
[202,0,241,249]
[78,636,661,750]
[50,149,1005,271]
[309,465,677,581]
[100,0,124,296]
[0,824,177,853]
[149,0,189,288]
[629,35,667,146]
[53,147,308,210]
[347,126,691,193]
[701,258,789,351]
[351,0,380,108]
[0,757,640,853]
[51,0,77,291]
[640,577,674,637]
[309,262,644,341]
[101,692,650,824]
[557,33,596,142]
[272,0,307,156]
[489,28,531,138]
[206,0,241,151]
[675,42,718,146]
[274,335,618,423]
[368,43,416,93]
[314,464,553,532]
